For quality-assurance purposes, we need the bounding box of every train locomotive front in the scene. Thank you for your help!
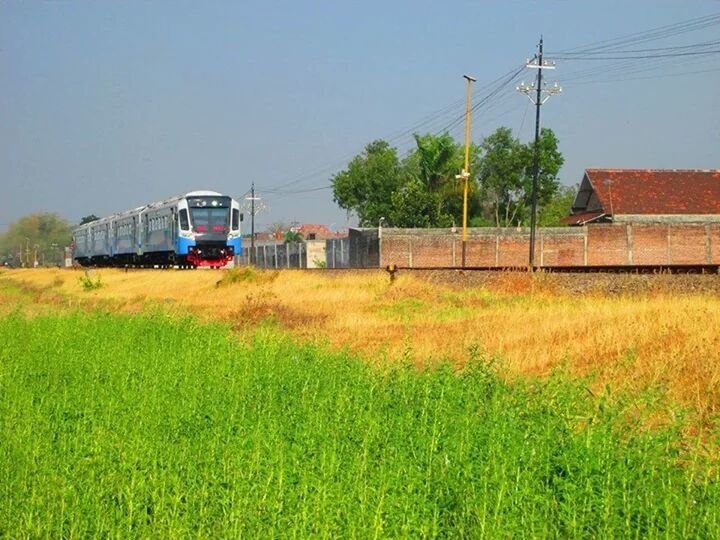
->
[178,192,242,267]
[72,190,242,268]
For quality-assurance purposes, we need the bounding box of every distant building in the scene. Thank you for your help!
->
[293,223,343,240]
[565,169,720,225]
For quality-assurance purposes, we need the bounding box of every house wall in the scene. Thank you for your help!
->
[306,240,327,268]
[379,223,720,268]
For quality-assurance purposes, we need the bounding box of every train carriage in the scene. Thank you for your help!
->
[73,191,242,268]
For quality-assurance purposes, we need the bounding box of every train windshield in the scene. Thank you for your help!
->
[190,207,229,232]
[187,195,232,233]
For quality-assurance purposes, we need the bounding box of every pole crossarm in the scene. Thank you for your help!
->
[516,81,562,105]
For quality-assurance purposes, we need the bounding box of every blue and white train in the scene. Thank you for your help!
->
[72,191,242,268]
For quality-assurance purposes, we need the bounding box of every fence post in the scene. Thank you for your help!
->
[706,224,712,264]
[495,233,500,267]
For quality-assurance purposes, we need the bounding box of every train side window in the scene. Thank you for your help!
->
[231,209,240,230]
[179,209,190,230]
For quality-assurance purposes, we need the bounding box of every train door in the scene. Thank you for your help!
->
[134,215,141,255]
[109,221,115,258]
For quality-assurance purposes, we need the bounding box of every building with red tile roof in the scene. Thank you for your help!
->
[566,169,720,225]
[293,223,343,240]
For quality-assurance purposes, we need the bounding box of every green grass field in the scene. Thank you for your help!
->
[1,310,719,538]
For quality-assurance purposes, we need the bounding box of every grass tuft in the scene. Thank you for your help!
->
[78,270,102,291]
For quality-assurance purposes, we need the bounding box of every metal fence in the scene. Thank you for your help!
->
[234,230,379,269]
[235,242,307,269]
[325,237,349,268]
[349,228,379,268]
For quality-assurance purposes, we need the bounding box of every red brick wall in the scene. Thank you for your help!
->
[497,235,531,267]
[465,237,497,266]
[411,236,454,267]
[631,225,667,265]
[380,223,718,268]
[712,225,720,264]
[540,232,585,266]
[587,226,628,265]
[668,225,708,264]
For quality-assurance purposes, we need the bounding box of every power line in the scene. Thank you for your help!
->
[567,65,720,86]
[255,11,720,201]
[263,65,526,195]
[549,13,720,55]
[553,38,720,56]
[554,49,720,61]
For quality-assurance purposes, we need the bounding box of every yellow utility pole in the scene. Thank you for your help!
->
[459,74,476,267]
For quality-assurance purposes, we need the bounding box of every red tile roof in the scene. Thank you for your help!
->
[295,224,338,239]
[586,169,720,215]
[562,211,605,226]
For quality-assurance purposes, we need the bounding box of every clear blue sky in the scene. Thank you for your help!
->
[1,1,719,233]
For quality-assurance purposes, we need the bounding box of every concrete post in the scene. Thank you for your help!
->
[705,224,712,264]
[495,234,500,267]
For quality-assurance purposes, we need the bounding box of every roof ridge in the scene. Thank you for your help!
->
[586,168,720,173]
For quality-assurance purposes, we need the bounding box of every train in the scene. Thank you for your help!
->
[72,191,242,268]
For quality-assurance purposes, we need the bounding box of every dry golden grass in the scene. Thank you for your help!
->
[3,267,720,419]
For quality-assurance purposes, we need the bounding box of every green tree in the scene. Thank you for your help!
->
[478,127,525,227]
[538,184,577,227]
[478,127,564,226]
[389,179,447,228]
[331,127,562,230]
[79,214,100,225]
[412,132,481,225]
[0,213,72,266]
[528,128,564,212]
[413,132,462,192]
[283,230,304,243]
[332,140,405,227]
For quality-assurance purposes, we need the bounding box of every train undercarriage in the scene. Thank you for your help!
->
[75,243,235,269]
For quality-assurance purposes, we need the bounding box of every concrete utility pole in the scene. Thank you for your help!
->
[457,74,476,268]
[517,37,561,270]
[246,182,257,265]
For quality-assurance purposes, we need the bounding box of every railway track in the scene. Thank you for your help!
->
[73,263,720,274]
[373,264,720,274]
